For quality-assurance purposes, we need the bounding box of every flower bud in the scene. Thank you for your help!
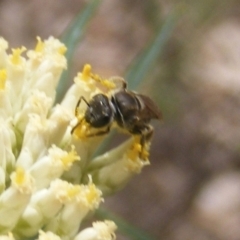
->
[46,180,102,239]
[86,138,150,195]
[0,168,34,232]
[74,220,117,240]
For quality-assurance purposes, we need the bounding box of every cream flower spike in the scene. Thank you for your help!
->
[0,36,158,240]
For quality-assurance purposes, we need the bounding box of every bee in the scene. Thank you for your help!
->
[71,78,162,157]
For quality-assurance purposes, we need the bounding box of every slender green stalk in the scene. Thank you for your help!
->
[55,0,101,103]
[126,7,181,90]
[96,208,157,240]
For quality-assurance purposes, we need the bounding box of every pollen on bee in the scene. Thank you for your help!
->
[126,138,142,161]
[126,136,150,162]
[101,79,116,90]
[141,148,150,160]
[72,118,90,140]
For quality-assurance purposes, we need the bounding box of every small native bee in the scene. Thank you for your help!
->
[71,78,162,156]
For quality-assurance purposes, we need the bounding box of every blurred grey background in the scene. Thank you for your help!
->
[1,0,240,239]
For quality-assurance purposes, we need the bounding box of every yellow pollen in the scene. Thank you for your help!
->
[127,142,142,161]
[35,36,44,52]
[90,73,102,82]
[67,186,81,199]
[85,184,100,206]
[15,167,25,185]
[61,147,80,169]
[73,119,90,140]
[0,69,7,90]
[102,79,116,89]
[133,135,141,143]
[10,47,26,65]
[126,135,150,161]
[82,64,92,81]
[90,73,116,90]
[133,143,142,152]
[141,149,149,161]
[58,46,67,55]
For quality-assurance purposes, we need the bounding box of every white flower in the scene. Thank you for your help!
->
[0,36,153,239]
[0,168,34,232]
[45,179,103,239]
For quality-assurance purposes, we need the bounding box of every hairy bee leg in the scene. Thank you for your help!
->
[144,125,154,142]
[139,125,153,159]
[85,126,111,137]
[122,81,127,89]
[71,118,84,135]
[72,97,90,135]
[75,96,90,116]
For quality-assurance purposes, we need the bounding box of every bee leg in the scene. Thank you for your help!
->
[109,76,127,89]
[144,125,154,142]
[71,118,84,135]
[75,96,90,116]
[139,125,153,159]
[86,125,111,137]
[122,80,127,89]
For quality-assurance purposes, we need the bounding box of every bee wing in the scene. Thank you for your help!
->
[137,94,162,120]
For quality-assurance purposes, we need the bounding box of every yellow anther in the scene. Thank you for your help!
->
[58,45,67,55]
[102,79,116,89]
[84,183,102,209]
[127,142,142,161]
[15,167,25,185]
[0,69,7,90]
[61,146,80,169]
[67,185,81,199]
[72,119,89,140]
[11,166,34,193]
[141,149,149,161]
[133,143,142,152]
[10,47,26,65]
[90,73,102,82]
[35,36,44,52]
[86,184,96,201]
[90,74,116,89]
[82,64,92,81]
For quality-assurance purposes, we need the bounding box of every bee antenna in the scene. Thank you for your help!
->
[108,76,127,89]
